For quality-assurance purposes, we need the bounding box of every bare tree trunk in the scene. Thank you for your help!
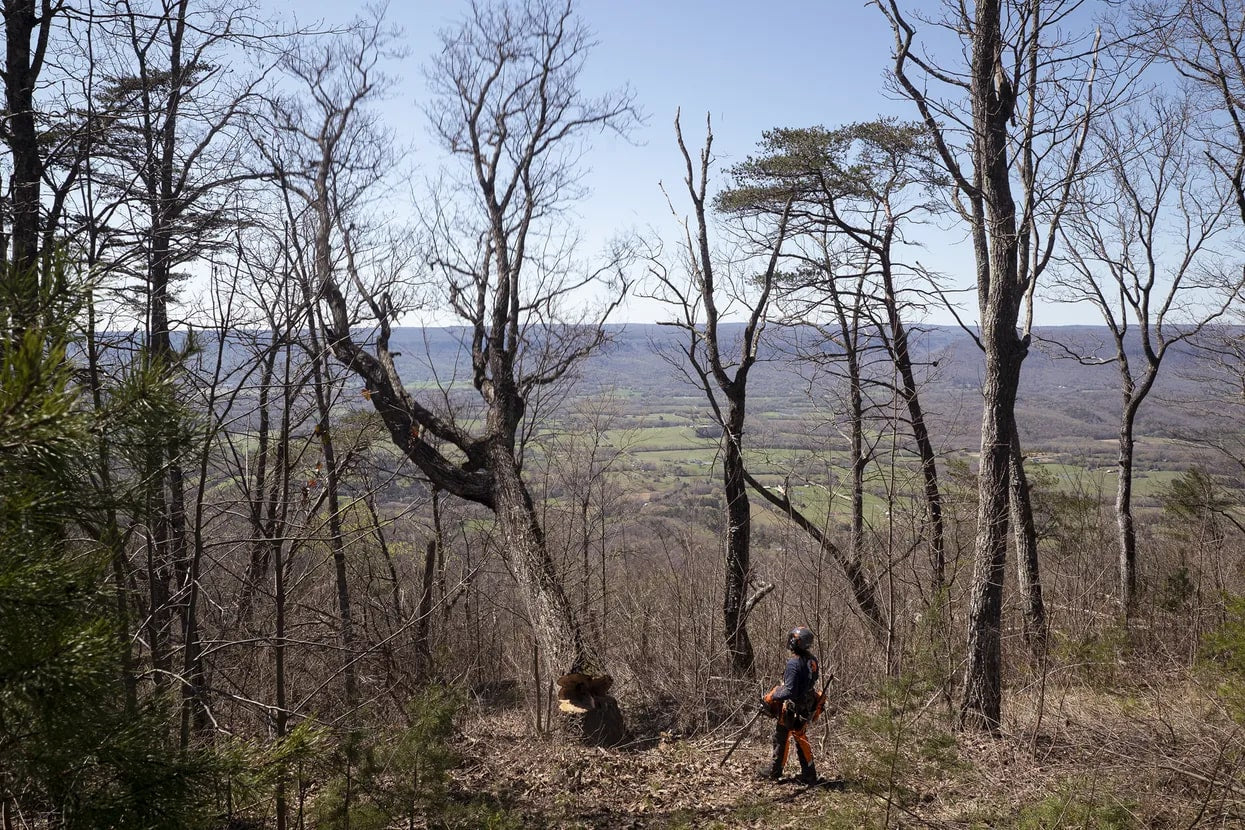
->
[879,250,946,593]
[1010,424,1046,653]
[414,536,437,682]
[722,402,755,676]
[270,335,295,830]
[144,506,172,693]
[2,0,46,299]
[743,469,891,652]
[179,314,236,749]
[489,442,596,675]
[955,0,1028,734]
[847,338,866,578]
[179,507,206,750]
[362,492,403,622]
[960,343,1022,733]
[238,338,281,621]
[309,347,360,712]
[414,486,441,681]
[274,517,288,830]
[1117,404,1139,622]
[580,485,591,623]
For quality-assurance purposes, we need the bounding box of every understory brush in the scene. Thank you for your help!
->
[311,687,522,830]
[967,780,1138,830]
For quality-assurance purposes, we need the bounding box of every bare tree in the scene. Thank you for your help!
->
[647,112,791,676]
[1051,96,1245,620]
[269,2,637,741]
[876,0,1105,731]
[61,0,280,723]
[1138,1,1245,223]
[2,0,61,304]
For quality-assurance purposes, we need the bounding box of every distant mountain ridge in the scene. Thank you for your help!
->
[381,322,1222,469]
[128,321,1224,469]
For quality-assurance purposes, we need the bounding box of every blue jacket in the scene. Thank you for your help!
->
[772,652,819,709]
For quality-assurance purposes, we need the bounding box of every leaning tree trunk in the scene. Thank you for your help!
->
[490,442,594,674]
[488,443,626,744]
[908,391,946,596]
[1009,424,1046,654]
[743,469,892,654]
[722,402,755,677]
[880,251,947,593]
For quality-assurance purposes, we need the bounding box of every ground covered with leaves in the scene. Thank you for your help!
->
[447,674,1245,829]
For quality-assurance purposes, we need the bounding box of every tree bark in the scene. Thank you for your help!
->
[959,333,1025,733]
[879,246,946,593]
[956,0,1027,735]
[1010,424,1046,653]
[414,536,437,682]
[489,440,597,675]
[1117,403,1139,622]
[843,309,867,583]
[271,335,295,830]
[2,0,46,298]
[743,469,892,653]
[413,487,442,682]
[722,401,755,676]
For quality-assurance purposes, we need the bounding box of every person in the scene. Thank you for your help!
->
[758,625,820,784]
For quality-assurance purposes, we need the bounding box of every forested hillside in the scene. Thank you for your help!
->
[6,1,1245,828]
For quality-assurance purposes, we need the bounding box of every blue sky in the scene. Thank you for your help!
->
[275,0,1098,326]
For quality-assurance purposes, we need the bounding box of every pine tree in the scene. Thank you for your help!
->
[0,264,217,828]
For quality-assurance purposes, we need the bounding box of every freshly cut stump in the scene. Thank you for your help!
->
[557,672,627,747]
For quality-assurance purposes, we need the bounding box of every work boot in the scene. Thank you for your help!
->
[797,764,819,785]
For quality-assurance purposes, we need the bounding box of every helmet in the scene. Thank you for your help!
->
[786,625,814,653]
